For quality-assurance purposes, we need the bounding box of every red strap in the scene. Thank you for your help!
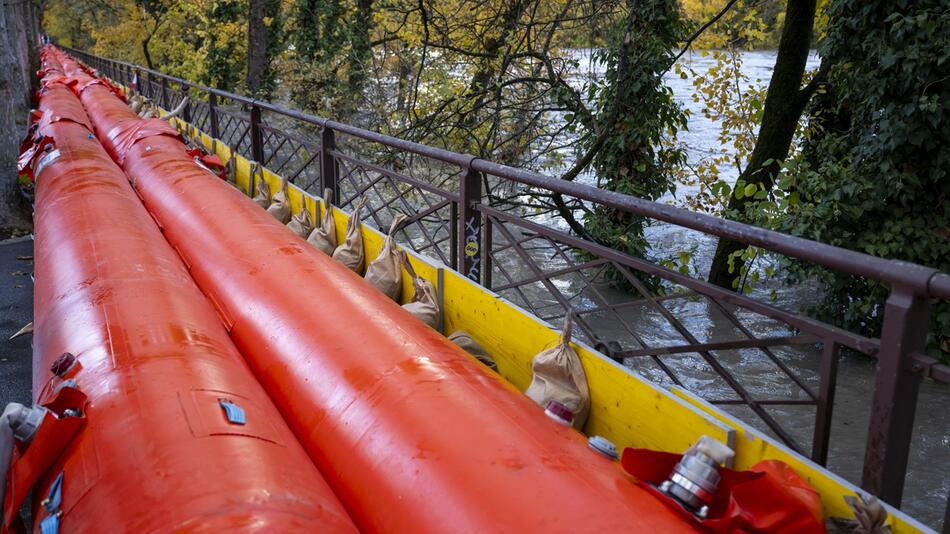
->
[1,387,87,530]
[620,448,826,534]
[186,148,227,179]
[105,118,182,165]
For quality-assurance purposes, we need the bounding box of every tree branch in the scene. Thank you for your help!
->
[663,0,740,75]
[798,58,831,104]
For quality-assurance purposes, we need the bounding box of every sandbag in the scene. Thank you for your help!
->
[129,94,145,114]
[448,330,497,371]
[399,251,440,330]
[307,188,338,255]
[364,213,408,301]
[524,315,590,430]
[252,166,270,209]
[224,144,237,183]
[287,201,314,238]
[331,196,369,274]
[266,179,292,223]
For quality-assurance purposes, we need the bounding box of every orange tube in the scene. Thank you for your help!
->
[25,48,356,533]
[64,50,698,532]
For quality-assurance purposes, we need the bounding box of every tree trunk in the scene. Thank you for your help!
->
[142,35,154,69]
[247,0,266,96]
[707,0,818,289]
[345,0,373,117]
[395,43,411,115]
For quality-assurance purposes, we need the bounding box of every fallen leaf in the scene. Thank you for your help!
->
[16,255,32,260]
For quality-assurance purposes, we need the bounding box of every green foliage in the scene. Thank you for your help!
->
[780,0,950,358]
[581,0,688,288]
[291,0,346,64]
[204,0,245,91]
[679,0,786,49]
[44,0,253,94]
[287,0,364,116]
[673,50,771,216]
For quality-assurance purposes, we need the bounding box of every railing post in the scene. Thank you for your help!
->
[250,104,264,164]
[483,213,493,289]
[320,126,338,201]
[458,165,482,282]
[160,76,168,109]
[449,202,458,270]
[811,341,839,465]
[180,82,191,123]
[208,93,219,139]
[861,287,929,506]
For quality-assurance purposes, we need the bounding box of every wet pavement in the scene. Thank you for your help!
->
[0,236,33,406]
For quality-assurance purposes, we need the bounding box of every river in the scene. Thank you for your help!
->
[551,49,949,529]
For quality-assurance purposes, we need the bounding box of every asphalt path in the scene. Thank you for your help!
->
[0,236,33,406]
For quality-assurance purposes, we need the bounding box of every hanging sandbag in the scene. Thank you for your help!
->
[307,188,338,255]
[448,330,497,372]
[398,251,440,330]
[364,213,409,301]
[287,202,314,239]
[331,196,369,274]
[266,179,292,223]
[225,144,238,184]
[524,315,590,430]
[252,166,270,209]
[129,94,145,114]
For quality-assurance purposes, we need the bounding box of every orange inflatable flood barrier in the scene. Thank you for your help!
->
[12,48,357,533]
[57,49,703,532]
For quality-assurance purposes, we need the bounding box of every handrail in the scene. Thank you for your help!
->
[64,46,950,299]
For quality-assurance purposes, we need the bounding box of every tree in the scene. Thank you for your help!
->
[706,0,823,288]
[246,0,283,98]
[551,0,687,276]
[139,0,172,69]
[346,0,373,110]
[779,0,950,358]
[205,0,245,91]
[287,0,353,116]
[247,0,266,96]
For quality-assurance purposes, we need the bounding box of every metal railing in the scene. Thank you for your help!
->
[63,46,950,527]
